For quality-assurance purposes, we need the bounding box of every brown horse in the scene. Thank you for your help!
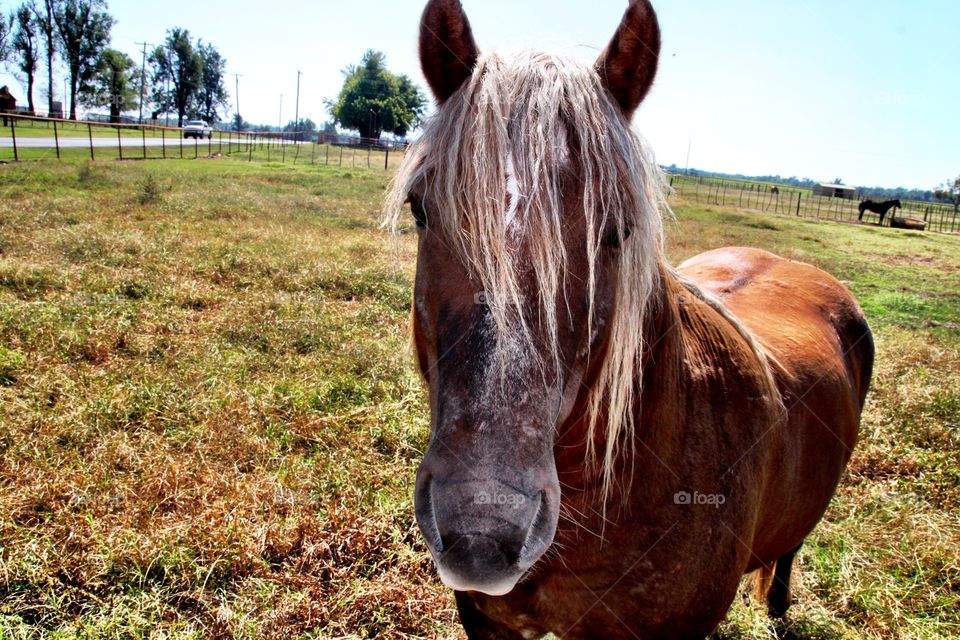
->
[387,1,874,638]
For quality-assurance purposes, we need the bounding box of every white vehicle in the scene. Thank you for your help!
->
[183,120,213,139]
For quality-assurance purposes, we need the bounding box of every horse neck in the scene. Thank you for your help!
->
[555,260,685,487]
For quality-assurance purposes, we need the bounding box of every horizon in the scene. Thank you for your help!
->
[1,0,957,191]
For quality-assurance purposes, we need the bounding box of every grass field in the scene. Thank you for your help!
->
[0,158,957,639]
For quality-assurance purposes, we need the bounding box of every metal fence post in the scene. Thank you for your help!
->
[161,127,166,159]
[88,122,95,161]
[53,119,61,159]
[194,136,198,159]
[796,192,802,216]
[117,126,123,160]
[179,130,183,158]
[384,147,389,170]
[142,126,147,159]
[249,133,253,161]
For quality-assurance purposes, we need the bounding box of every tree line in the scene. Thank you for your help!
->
[0,0,229,126]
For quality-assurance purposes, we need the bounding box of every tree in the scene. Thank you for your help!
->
[194,41,228,124]
[12,5,40,113]
[80,47,135,122]
[150,28,202,127]
[29,0,57,116]
[53,0,113,120]
[0,13,11,62]
[328,50,426,140]
[934,175,960,213]
[283,117,317,133]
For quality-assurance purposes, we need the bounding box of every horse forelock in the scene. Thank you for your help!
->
[386,49,667,503]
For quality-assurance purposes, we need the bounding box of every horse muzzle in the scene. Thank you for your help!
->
[414,454,560,596]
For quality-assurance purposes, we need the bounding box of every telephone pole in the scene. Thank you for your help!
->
[294,70,302,139]
[278,93,283,132]
[234,73,243,131]
[136,42,152,124]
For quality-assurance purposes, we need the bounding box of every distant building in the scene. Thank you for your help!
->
[0,86,17,126]
[0,86,17,111]
[814,182,857,199]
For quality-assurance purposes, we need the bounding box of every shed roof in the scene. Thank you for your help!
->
[817,183,856,191]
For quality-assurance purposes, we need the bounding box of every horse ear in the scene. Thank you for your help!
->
[420,0,480,104]
[595,0,661,118]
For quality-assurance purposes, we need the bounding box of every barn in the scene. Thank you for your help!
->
[813,182,857,199]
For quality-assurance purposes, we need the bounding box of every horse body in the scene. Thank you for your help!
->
[858,199,902,224]
[453,249,872,639]
[392,2,874,637]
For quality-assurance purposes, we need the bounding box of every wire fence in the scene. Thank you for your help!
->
[0,113,407,171]
[668,174,960,234]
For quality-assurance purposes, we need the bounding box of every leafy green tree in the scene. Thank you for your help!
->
[283,117,317,133]
[80,47,136,122]
[0,13,11,62]
[29,0,58,115]
[12,5,40,113]
[53,0,113,120]
[934,175,960,212]
[194,41,228,124]
[328,50,426,140]
[150,28,202,127]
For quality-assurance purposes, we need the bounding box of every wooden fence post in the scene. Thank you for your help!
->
[53,119,61,159]
[9,117,18,162]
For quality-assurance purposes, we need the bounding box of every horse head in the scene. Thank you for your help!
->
[390,0,663,596]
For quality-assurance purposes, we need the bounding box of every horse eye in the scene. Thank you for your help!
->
[603,225,632,249]
[409,197,427,229]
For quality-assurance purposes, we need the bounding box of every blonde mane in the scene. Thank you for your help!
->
[385,50,668,501]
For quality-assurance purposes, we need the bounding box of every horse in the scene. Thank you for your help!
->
[858,199,902,225]
[387,1,874,638]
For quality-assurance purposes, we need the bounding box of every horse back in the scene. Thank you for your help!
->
[678,246,874,561]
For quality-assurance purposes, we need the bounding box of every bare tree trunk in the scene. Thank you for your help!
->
[26,75,36,113]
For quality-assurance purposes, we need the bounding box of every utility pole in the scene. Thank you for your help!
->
[279,93,283,132]
[234,73,243,131]
[136,42,152,124]
[684,139,692,176]
[294,70,302,140]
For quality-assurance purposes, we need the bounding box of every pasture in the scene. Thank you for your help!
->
[0,158,957,639]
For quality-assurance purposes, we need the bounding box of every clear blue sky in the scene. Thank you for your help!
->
[1,0,957,190]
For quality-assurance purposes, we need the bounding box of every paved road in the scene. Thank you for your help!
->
[0,136,258,149]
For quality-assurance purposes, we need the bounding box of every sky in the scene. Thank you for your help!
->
[1,0,957,190]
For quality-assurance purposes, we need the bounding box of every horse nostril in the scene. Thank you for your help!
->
[415,475,444,553]
[519,491,551,564]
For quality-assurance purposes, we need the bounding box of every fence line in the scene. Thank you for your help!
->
[668,174,959,234]
[0,113,406,171]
